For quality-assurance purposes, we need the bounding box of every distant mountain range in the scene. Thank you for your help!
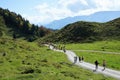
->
[45,11,120,29]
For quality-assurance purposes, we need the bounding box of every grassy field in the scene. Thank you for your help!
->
[66,40,120,52]
[75,52,120,70]
[65,40,120,70]
[0,38,116,80]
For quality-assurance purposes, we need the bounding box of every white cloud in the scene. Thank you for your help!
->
[22,14,52,25]
[24,0,120,25]
[93,0,113,10]
[25,2,72,24]
[58,0,78,7]
[91,0,120,11]
[80,0,88,6]
[33,0,89,24]
[34,1,73,24]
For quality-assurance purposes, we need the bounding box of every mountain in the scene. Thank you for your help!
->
[42,17,120,43]
[45,11,120,29]
[0,7,53,41]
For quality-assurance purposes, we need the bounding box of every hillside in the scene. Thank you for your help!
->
[45,11,120,29]
[0,38,116,80]
[0,8,52,41]
[42,17,120,43]
[0,16,7,37]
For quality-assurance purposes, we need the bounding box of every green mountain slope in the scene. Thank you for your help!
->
[42,18,120,43]
[103,18,120,38]
[0,16,7,37]
[0,8,52,41]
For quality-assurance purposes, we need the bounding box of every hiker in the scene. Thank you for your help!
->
[102,60,106,71]
[94,60,99,70]
[81,56,84,62]
[63,48,66,53]
[63,45,66,52]
[79,56,81,62]
[74,56,77,63]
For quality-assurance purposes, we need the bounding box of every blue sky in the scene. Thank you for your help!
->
[0,0,120,25]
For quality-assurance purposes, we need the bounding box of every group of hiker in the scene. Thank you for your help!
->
[49,43,66,52]
[74,56,106,71]
[73,56,84,63]
[94,60,106,71]
[48,43,106,71]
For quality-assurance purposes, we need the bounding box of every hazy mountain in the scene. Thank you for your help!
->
[45,11,120,29]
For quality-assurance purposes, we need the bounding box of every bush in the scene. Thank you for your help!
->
[21,68,34,74]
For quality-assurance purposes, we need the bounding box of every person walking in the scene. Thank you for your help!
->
[81,56,84,62]
[102,60,106,71]
[74,56,77,63]
[79,56,81,62]
[63,45,66,52]
[94,60,99,71]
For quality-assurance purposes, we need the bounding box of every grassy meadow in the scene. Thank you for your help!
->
[65,40,120,70]
[66,40,120,52]
[0,38,116,80]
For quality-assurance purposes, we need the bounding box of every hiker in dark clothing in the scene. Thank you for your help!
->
[94,60,99,70]
[63,45,66,52]
[63,49,66,53]
[102,60,106,71]
[81,56,84,62]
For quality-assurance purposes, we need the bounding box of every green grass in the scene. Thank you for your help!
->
[0,38,116,80]
[66,40,120,52]
[65,40,120,70]
[75,51,120,70]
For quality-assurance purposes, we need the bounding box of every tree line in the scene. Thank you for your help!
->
[0,7,53,41]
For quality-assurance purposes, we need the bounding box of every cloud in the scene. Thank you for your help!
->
[24,0,120,25]
[34,1,73,24]
[92,0,113,10]
[33,0,89,24]
[91,0,120,10]
[22,14,51,25]
[80,0,89,6]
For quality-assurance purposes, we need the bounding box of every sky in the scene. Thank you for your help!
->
[0,0,120,25]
